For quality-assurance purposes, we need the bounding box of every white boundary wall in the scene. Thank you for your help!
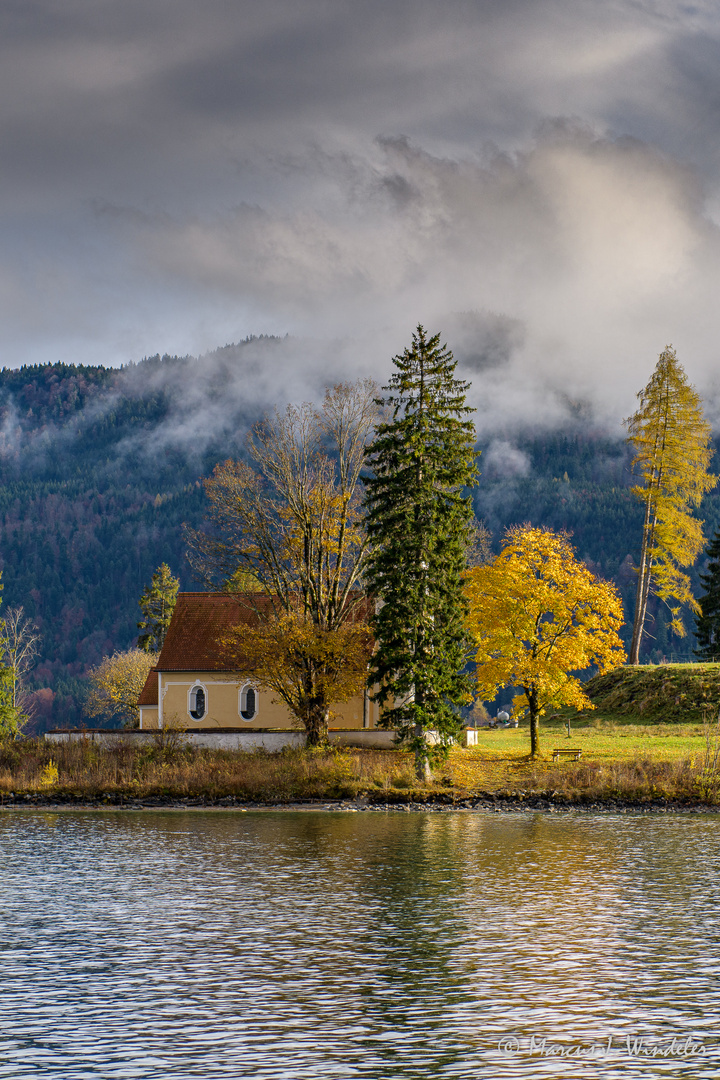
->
[45,728,479,750]
[46,729,393,751]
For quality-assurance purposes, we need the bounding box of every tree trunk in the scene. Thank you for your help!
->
[528,689,540,758]
[629,498,656,664]
[414,723,432,782]
[305,703,329,747]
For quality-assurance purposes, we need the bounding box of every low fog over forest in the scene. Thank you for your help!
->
[3,332,718,731]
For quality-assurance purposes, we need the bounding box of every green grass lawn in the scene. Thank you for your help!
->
[584,663,720,723]
[447,662,720,797]
[445,708,718,799]
[473,714,709,762]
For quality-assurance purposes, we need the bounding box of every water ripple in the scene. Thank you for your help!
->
[2,811,720,1077]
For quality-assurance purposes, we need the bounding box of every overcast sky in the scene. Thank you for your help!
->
[4,0,720,430]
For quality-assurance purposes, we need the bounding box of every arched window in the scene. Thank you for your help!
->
[189,684,206,720]
[239,684,257,721]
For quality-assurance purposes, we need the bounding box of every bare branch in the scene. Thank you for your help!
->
[184,380,379,744]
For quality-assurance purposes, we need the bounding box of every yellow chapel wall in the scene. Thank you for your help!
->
[141,671,378,730]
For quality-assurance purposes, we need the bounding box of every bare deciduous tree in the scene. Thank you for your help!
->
[0,606,41,738]
[185,380,378,745]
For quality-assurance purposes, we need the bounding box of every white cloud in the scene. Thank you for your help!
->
[482,440,531,478]
[106,128,720,433]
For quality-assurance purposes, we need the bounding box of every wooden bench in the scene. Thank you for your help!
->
[552,748,582,763]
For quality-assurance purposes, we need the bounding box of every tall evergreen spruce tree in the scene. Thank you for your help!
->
[364,326,478,779]
[137,563,180,653]
[695,530,720,660]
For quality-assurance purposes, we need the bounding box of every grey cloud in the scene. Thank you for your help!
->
[447,312,526,374]
[0,335,344,469]
[2,0,720,428]
[2,0,720,207]
[111,336,383,462]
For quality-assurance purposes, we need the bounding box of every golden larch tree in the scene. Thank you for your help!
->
[464,525,626,758]
[137,563,179,653]
[626,346,716,664]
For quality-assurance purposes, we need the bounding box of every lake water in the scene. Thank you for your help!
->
[2,809,720,1079]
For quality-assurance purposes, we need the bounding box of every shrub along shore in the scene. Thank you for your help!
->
[3,709,720,811]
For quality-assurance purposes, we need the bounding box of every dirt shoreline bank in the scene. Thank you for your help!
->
[2,792,718,813]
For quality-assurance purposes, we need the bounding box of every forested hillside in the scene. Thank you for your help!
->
[2,342,718,732]
[0,344,266,730]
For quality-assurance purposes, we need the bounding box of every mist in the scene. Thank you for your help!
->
[2,1,720,438]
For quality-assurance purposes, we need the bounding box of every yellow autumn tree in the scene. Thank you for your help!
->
[185,381,378,745]
[626,346,716,663]
[222,609,372,734]
[85,649,158,728]
[464,526,626,757]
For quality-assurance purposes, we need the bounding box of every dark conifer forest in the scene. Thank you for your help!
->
[3,339,718,731]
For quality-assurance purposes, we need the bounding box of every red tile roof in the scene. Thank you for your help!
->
[137,668,158,706]
[156,591,373,673]
[156,592,269,671]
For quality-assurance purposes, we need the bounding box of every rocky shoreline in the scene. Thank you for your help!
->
[1,791,718,813]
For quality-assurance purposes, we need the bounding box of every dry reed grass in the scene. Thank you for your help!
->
[3,734,720,805]
[0,738,421,801]
[519,757,698,801]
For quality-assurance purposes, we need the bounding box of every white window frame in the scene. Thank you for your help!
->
[188,682,208,721]
[238,683,258,722]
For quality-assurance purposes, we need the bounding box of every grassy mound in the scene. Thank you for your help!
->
[583,663,720,722]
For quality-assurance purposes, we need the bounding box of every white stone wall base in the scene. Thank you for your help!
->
[45,727,479,750]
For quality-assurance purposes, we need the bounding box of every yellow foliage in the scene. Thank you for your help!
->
[222,611,372,740]
[626,345,716,654]
[464,526,626,756]
[39,759,58,787]
[186,382,378,745]
[85,649,158,728]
